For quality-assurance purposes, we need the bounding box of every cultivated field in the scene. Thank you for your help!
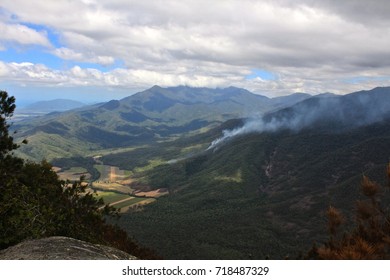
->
[92,190,156,212]
[55,166,91,181]
[54,159,168,213]
[93,164,132,182]
[89,163,167,212]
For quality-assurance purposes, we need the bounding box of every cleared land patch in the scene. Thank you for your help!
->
[56,166,91,181]
[93,191,131,204]
[92,181,133,194]
[94,164,132,182]
[56,161,167,213]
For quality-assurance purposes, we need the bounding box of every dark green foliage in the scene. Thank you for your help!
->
[120,111,149,123]
[0,91,18,159]
[99,99,120,110]
[185,154,208,175]
[115,116,390,259]
[118,192,300,259]
[154,119,211,137]
[0,91,158,259]
[147,163,186,189]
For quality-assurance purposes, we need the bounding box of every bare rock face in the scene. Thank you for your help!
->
[0,236,137,260]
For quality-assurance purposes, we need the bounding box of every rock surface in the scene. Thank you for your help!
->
[0,236,137,260]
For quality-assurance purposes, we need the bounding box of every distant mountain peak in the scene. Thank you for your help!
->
[150,85,163,90]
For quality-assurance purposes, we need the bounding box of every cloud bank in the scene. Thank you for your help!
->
[1,0,390,98]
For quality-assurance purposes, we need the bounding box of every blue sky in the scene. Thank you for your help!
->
[1,0,390,105]
[246,69,276,81]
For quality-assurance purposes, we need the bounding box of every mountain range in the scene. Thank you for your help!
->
[13,85,310,161]
[11,85,390,259]
[106,86,390,259]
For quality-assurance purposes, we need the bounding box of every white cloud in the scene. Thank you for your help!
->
[0,62,66,85]
[0,60,246,89]
[52,47,115,66]
[0,0,390,96]
[0,22,51,47]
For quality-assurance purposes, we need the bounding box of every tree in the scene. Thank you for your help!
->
[0,91,18,157]
[308,164,390,259]
[0,91,25,245]
[0,91,23,179]
[0,91,158,259]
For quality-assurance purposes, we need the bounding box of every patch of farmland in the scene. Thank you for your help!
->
[56,166,91,181]
[94,194,155,212]
[94,164,132,182]
[92,181,133,194]
[94,191,131,205]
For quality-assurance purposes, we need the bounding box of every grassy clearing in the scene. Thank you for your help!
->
[92,181,133,194]
[94,191,131,204]
[93,191,157,212]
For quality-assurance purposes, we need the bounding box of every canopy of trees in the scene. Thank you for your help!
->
[0,91,157,259]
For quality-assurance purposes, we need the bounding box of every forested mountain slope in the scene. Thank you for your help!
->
[113,87,390,259]
[13,85,310,161]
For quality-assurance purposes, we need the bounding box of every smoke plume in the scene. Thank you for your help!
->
[207,89,390,151]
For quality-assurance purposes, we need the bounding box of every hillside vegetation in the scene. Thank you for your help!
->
[113,120,390,259]
[5,85,390,259]
[13,86,310,161]
[0,91,157,259]
[105,87,390,259]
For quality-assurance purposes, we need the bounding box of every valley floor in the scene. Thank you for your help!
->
[55,160,168,213]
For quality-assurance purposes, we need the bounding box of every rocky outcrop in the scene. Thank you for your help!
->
[0,236,137,260]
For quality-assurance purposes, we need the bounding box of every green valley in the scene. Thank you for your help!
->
[9,85,390,259]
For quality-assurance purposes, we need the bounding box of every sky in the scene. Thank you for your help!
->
[1,0,390,104]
